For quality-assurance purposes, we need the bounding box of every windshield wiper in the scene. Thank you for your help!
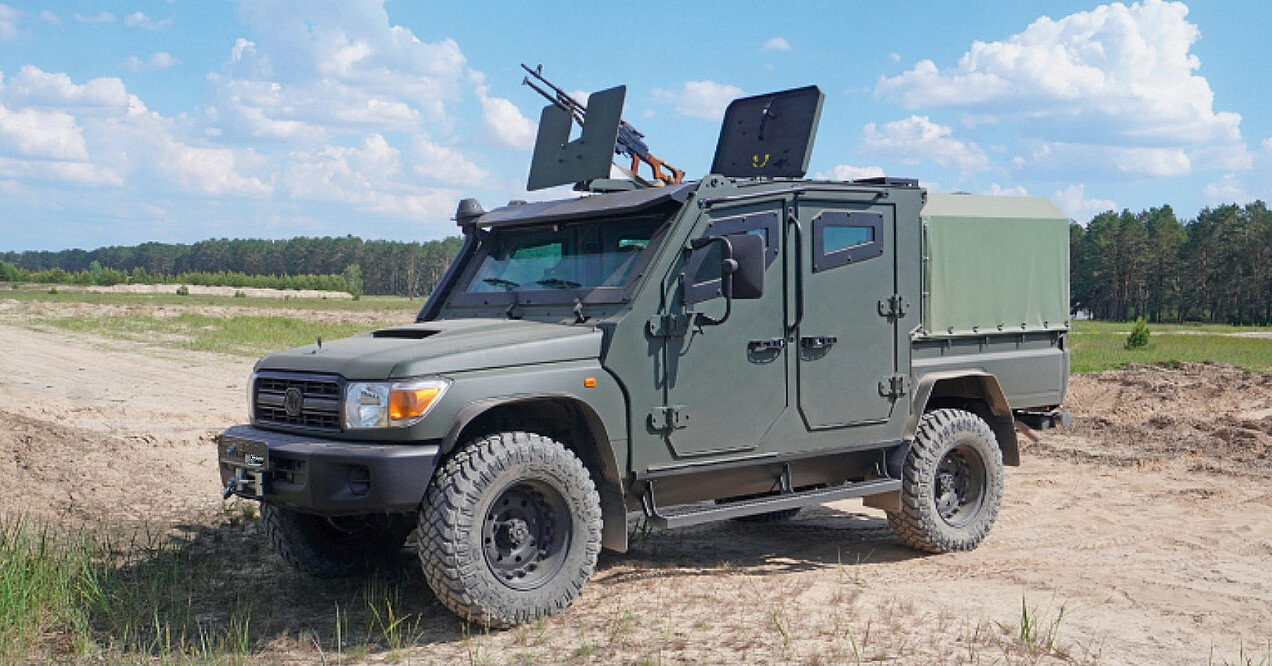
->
[482,277,522,319]
[535,277,582,289]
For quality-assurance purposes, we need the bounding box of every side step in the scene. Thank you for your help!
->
[641,478,902,529]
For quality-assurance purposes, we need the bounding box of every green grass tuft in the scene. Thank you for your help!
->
[1070,321,1272,373]
[39,312,378,356]
[0,518,98,662]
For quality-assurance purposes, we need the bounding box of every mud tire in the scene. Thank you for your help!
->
[418,432,602,628]
[887,408,1003,553]
[261,504,416,578]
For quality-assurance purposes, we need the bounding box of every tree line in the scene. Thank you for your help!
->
[3,200,1271,322]
[1,236,463,297]
[1071,200,1272,325]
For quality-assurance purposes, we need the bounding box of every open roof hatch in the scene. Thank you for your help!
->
[710,85,824,179]
[526,86,625,191]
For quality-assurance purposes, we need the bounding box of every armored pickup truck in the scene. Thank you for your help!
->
[218,84,1070,628]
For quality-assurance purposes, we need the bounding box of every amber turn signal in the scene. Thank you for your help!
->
[389,387,442,421]
[583,376,597,388]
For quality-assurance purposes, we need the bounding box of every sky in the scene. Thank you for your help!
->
[1,0,1269,252]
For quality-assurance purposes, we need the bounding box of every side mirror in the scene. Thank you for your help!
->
[725,233,764,300]
[688,232,766,327]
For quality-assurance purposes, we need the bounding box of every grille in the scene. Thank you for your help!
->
[254,373,342,432]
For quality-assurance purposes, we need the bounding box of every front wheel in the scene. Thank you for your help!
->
[887,408,1004,553]
[418,432,602,628]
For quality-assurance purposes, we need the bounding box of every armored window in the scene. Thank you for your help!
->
[811,210,884,272]
[450,213,670,306]
[683,210,780,304]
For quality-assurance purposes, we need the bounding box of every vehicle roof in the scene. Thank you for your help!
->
[472,183,696,228]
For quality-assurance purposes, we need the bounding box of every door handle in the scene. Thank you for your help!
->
[748,338,787,351]
[800,335,838,349]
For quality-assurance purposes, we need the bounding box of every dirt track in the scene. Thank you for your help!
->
[2,323,1270,664]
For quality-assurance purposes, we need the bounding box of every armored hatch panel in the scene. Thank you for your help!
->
[711,85,824,179]
[920,194,1070,338]
[527,86,626,191]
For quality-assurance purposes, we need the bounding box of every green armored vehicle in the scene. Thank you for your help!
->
[218,81,1070,627]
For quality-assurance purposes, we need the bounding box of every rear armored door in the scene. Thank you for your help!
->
[796,203,899,429]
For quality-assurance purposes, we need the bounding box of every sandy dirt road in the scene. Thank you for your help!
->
[1,322,1269,664]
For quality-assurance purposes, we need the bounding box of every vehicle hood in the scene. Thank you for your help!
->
[255,318,602,379]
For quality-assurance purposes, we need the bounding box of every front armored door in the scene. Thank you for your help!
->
[656,206,788,461]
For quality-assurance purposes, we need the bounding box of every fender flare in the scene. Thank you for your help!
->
[906,371,1020,466]
[442,393,630,553]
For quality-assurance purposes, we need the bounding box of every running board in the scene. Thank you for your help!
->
[640,478,902,529]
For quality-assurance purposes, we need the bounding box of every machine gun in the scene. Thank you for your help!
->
[521,64,684,187]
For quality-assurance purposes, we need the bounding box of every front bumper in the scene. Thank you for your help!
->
[217,424,440,516]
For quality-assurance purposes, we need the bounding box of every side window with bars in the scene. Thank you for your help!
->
[811,210,884,272]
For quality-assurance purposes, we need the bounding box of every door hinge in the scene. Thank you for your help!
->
[649,405,691,431]
[646,314,689,338]
[878,374,908,398]
[877,294,908,318]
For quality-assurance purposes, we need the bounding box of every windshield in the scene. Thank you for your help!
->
[455,214,667,302]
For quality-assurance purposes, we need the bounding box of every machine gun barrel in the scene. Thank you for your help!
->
[520,63,684,185]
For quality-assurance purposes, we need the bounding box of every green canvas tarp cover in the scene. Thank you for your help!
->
[921,194,1069,338]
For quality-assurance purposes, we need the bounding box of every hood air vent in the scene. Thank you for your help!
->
[371,328,440,340]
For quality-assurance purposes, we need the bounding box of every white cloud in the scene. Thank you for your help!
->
[205,4,467,142]
[38,10,60,26]
[1055,183,1116,222]
[0,65,269,197]
[125,52,179,71]
[474,84,535,150]
[0,4,17,40]
[2,65,136,115]
[413,137,489,186]
[652,80,743,121]
[984,183,1029,196]
[1201,173,1254,205]
[888,52,901,63]
[863,115,990,173]
[0,156,122,186]
[1262,138,1272,153]
[73,12,115,24]
[761,37,791,52]
[282,138,456,218]
[0,3,510,244]
[0,104,88,160]
[818,164,885,181]
[875,0,1244,159]
[157,139,271,196]
[122,11,171,30]
[1014,142,1191,179]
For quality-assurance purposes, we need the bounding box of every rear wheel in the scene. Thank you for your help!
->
[887,408,1003,553]
[418,432,602,628]
[261,504,416,577]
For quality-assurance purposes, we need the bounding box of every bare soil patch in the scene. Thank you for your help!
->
[2,324,1269,664]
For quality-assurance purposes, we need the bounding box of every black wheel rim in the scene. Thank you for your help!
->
[481,478,571,591]
[933,444,988,527]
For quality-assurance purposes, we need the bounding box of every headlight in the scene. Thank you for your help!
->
[247,372,258,420]
[344,378,450,430]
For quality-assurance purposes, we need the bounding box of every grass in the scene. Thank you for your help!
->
[0,510,448,664]
[2,282,415,312]
[0,519,97,662]
[10,282,1272,374]
[1070,320,1272,373]
[38,312,380,356]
